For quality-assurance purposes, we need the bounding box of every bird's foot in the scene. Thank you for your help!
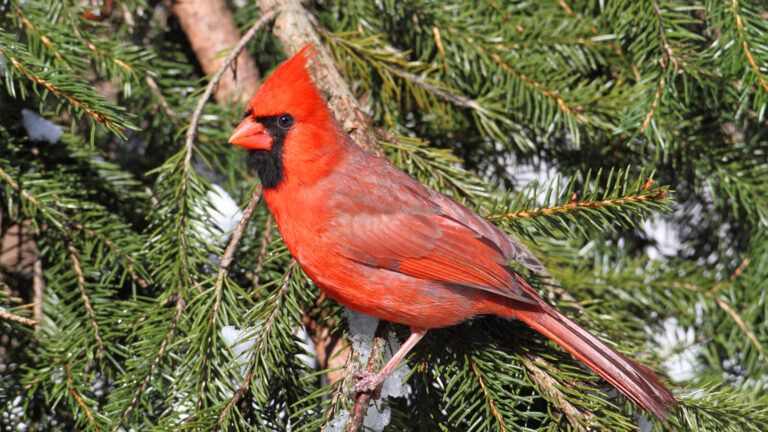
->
[350,371,384,400]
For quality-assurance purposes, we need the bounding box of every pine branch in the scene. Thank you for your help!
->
[731,0,768,92]
[522,354,593,431]
[194,187,262,411]
[68,244,105,361]
[0,33,135,136]
[65,362,101,432]
[468,353,508,432]
[111,296,186,432]
[666,267,768,367]
[0,163,149,290]
[211,261,296,429]
[490,169,672,239]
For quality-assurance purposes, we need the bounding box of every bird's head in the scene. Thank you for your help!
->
[228,44,329,152]
[228,44,340,189]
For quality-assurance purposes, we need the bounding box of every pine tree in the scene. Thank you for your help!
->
[1,0,767,431]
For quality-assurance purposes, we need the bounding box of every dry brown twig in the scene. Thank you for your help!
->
[0,309,37,326]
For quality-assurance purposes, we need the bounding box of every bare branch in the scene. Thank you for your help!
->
[33,257,44,329]
[345,321,389,432]
[251,215,274,291]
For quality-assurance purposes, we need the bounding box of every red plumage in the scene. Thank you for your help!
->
[228,45,675,420]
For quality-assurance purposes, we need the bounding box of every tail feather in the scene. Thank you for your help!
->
[509,278,675,419]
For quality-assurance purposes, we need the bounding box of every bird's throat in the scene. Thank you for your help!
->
[249,148,284,189]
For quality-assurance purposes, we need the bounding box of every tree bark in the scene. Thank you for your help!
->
[172,0,261,103]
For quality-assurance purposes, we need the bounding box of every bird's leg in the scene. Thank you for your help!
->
[351,328,427,399]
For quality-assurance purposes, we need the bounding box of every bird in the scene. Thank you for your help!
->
[228,44,675,419]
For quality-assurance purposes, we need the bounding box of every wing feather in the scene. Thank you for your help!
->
[327,211,535,304]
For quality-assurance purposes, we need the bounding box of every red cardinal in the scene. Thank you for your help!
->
[229,45,675,419]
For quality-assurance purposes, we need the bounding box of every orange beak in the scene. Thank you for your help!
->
[228,118,272,151]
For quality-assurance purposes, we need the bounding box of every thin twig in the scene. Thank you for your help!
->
[68,244,105,360]
[446,30,590,124]
[211,186,263,322]
[389,66,485,111]
[668,259,766,366]
[345,321,389,432]
[252,215,274,290]
[710,257,750,295]
[33,257,44,328]
[70,222,149,289]
[713,297,767,366]
[320,340,357,426]
[0,309,37,326]
[321,29,484,112]
[145,75,180,125]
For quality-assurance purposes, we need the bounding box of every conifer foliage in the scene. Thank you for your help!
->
[1,0,767,430]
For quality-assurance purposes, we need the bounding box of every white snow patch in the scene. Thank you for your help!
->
[207,184,243,234]
[364,403,392,432]
[21,109,62,143]
[379,332,411,399]
[642,217,682,260]
[221,325,256,378]
[322,409,350,432]
[196,184,243,244]
[344,308,379,361]
[507,155,567,206]
[653,317,701,382]
[295,325,317,369]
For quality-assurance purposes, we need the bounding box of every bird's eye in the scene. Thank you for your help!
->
[277,113,295,129]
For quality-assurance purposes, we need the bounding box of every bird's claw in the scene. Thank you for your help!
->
[350,371,383,400]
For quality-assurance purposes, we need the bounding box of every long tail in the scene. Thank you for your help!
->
[509,277,675,419]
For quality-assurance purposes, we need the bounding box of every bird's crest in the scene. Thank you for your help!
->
[246,44,328,122]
